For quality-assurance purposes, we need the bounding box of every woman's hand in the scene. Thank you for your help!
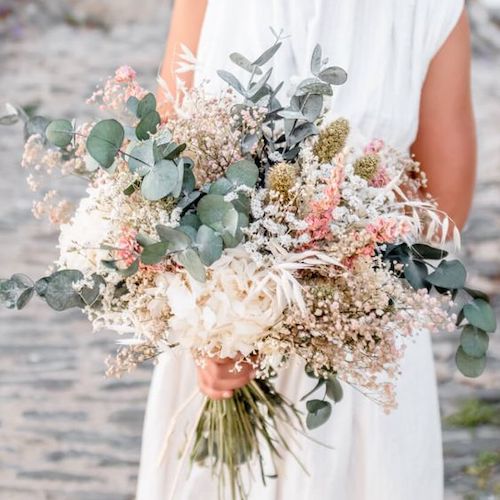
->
[196,356,255,400]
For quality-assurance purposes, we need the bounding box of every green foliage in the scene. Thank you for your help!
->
[196,225,223,266]
[86,119,124,169]
[127,140,155,175]
[0,274,34,309]
[460,325,489,358]
[446,399,500,428]
[306,399,332,430]
[225,160,259,187]
[426,260,467,289]
[140,242,169,265]
[177,248,206,282]
[156,225,192,251]
[141,159,178,201]
[136,110,161,141]
[45,119,73,148]
[463,299,497,333]
[456,347,487,378]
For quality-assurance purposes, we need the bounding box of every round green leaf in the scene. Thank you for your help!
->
[318,66,348,85]
[460,325,489,358]
[410,244,448,260]
[325,376,343,403]
[426,260,466,290]
[136,110,160,141]
[177,248,206,282]
[128,140,154,176]
[156,225,192,251]
[404,259,429,290]
[226,160,259,187]
[463,299,497,333]
[455,346,487,378]
[137,93,157,119]
[45,119,73,148]
[43,270,85,311]
[141,160,178,201]
[86,119,124,169]
[209,178,233,195]
[25,115,50,140]
[141,242,169,265]
[306,399,332,430]
[196,194,235,231]
[197,225,223,266]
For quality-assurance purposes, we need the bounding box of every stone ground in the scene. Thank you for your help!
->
[0,1,499,499]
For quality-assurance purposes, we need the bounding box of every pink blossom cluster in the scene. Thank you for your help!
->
[87,65,147,113]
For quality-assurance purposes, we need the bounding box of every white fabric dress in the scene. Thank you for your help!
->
[137,1,464,499]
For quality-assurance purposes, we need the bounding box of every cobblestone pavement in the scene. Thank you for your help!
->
[0,3,499,499]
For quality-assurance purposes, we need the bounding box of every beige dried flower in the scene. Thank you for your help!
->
[353,154,381,181]
[313,118,350,164]
[266,162,298,200]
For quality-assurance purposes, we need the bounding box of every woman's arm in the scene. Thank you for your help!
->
[157,0,208,116]
[411,10,476,230]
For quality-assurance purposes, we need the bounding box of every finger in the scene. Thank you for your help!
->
[206,360,255,380]
[198,380,233,400]
[198,367,251,392]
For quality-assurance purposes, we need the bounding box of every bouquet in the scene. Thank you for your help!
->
[0,36,496,499]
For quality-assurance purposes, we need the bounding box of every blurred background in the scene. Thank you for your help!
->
[0,1,499,499]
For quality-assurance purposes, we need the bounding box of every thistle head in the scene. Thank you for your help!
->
[266,162,298,200]
[353,154,380,181]
[313,118,350,164]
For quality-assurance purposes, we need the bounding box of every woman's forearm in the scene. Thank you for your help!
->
[411,11,476,231]
[157,0,208,116]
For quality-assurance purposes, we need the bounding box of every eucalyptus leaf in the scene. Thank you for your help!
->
[295,78,333,97]
[318,66,348,85]
[197,225,224,266]
[16,287,35,310]
[464,287,490,303]
[137,93,157,119]
[463,299,497,333]
[460,325,489,358]
[126,96,139,116]
[182,164,196,193]
[136,232,157,247]
[43,270,85,311]
[128,140,154,176]
[172,158,185,198]
[45,119,73,148]
[310,44,322,76]
[181,212,201,230]
[252,42,282,66]
[141,159,178,201]
[216,70,246,96]
[177,191,201,210]
[25,115,50,140]
[247,68,272,99]
[241,133,259,154]
[156,225,192,251]
[141,242,169,265]
[80,274,105,306]
[0,274,34,309]
[288,122,319,146]
[226,160,259,187]
[136,110,161,140]
[178,225,198,241]
[426,260,466,290]
[325,376,343,402]
[119,259,139,277]
[86,119,124,169]
[197,194,235,231]
[229,52,262,74]
[302,94,323,122]
[177,248,206,282]
[455,346,487,378]
[404,259,429,290]
[410,244,448,260]
[209,178,233,195]
[306,400,332,430]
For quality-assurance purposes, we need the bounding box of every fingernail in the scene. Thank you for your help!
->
[222,391,232,399]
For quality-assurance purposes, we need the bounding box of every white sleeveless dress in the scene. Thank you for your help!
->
[137,2,464,499]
